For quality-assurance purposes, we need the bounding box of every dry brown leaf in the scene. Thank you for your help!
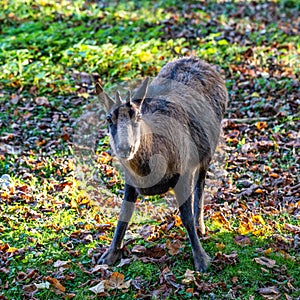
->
[231,276,238,284]
[161,266,181,289]
[284,223,300,233]
[145,244,166,258]
[253,257,276,268]
[269,173,280,178]
[166,239,183,255]
[64,293,76,299]
[53,260,69,268]
[234,235,251,246]
[45,276,66,292]
[35,96,49,106]
[116,258,132,268]
[131,245,146,254]
[106,272,131,290]
[257,286,280,299]
[182,269,195,285]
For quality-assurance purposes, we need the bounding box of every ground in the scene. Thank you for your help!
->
[0,0,299,299]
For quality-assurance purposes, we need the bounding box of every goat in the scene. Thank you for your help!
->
[96,57,228,272]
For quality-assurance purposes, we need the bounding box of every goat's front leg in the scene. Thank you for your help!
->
[98,184,138,265]
[174,174,210,272]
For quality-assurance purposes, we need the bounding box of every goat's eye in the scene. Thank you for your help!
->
[136,113,142,122]
[106,115,112,123]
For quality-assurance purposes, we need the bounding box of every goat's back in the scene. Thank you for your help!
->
[149,57,227,121]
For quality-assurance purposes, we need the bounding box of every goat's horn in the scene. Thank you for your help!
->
[115,91,122,106]
[125,90,131,103]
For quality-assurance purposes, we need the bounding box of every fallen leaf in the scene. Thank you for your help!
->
[251,215,265,225]
[239,217,255,235]
[216,243,226,251]
[160,267,181,289]
[264,248,272,255]
[284,223,300,233]
[131,245,146,254]
[22,284,38,298]
[45,276,66,292]
[269,173,280,178]
[166,239,182,255]
[211,212,231,231]
[34,282,50,289]
[231,276,238,284]
[89,281,105,294]
[182,269,195,285]
[257,286,281,299]
[116,258,132,267]
[53,260,69,268]
[106,272,131,290]
[64,293,76,299]
[145,244,166,258]
[234,235,251,246]
[35,96,49,106]
[253,257,276,268]
[256,121,268,130]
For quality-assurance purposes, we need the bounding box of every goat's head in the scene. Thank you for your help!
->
[96,78,149,160]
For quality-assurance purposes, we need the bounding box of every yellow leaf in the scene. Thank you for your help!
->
[255,121,267,130]
[251,215,265,225]
[139,51,153,62]
[239,217,254,235]
[211,212,231,231]
[216,243,226,251]
[174,46,181,54]
[264,248,272,255]
[7,247,18,253]
[251,92,260,97]
[252,229,263,236]
[70,199,77,208]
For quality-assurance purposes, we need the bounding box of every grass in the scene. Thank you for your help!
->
[0,0,299,299]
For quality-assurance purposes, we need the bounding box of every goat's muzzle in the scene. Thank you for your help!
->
[117,144,133,159]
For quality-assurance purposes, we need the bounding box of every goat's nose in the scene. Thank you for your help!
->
[117,144,132,158]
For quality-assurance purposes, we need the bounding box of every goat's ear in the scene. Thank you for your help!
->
[132,77,149,107]
[96,82,115,112]
[115,91,122,106]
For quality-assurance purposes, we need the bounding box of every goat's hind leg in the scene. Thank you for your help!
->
[194,169,207,235]
[175,174,210,272]
[98,184,138,265]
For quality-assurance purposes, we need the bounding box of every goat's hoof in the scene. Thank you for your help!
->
[194,253,211,273]
[98,248,122,265]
